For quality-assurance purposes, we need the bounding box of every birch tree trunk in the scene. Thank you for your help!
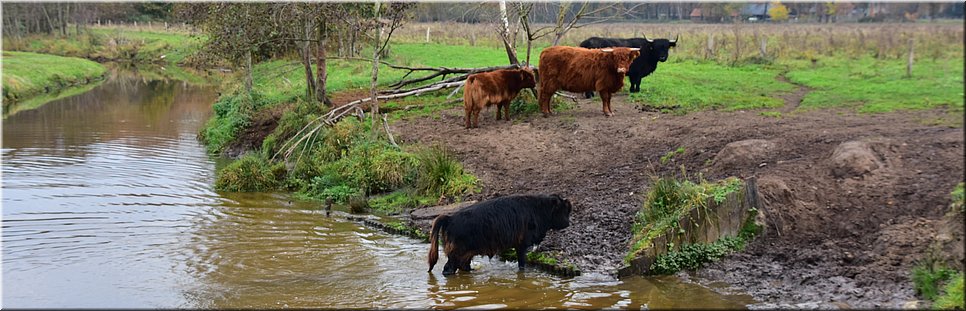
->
[370,1,383,120]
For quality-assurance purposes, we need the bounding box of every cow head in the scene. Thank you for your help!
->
[547,194,572,230]
[601,48,641,74]
[644,35,678,62]
[518,67,537,89]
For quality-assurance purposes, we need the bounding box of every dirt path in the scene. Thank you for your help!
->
[393,93,964,308]
[776,73,809,113]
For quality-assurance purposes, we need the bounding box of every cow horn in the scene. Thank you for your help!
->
[645,38,654,43]
[629,48,641,51]
[670,34,678,44]
[601,48,613,53]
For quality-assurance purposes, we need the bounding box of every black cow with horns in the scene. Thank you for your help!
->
[578,35,678,97]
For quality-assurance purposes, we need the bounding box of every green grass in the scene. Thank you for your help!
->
[934,273,964,310]
[625,176,745,264]
[3,27,206,66]
[89,28,205,64]
[785,56,964,113]
[2,51,106,103]
[913,261,959,301]
[392,43,513,68]
[952,182,965,214]
[628,59,794,113]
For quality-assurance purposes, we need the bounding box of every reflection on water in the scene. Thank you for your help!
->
[2,69,754,309]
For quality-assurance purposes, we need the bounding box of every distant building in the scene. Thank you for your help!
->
[689,8,703,21]
[741,3,770,21]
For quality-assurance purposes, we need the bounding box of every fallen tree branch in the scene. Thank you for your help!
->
[386,64,524,90]
[382,114,399,149]
[554,91,579,103]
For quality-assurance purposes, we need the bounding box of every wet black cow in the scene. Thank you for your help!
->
[427,194,572,275]
[579,35,678,97]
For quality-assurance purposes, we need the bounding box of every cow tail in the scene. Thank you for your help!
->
[428,215,450,272]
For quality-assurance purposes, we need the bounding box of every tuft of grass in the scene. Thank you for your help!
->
[912,260,958,301]
[951,182,964,214]
[348,196,370,214]
[414,146,479,199]
[214,153,284,192]
[660,147,687,165]
[933,273,964,310]
[626,175,745,264]
[368,190,435,214]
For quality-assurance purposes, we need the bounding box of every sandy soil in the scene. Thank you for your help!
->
[391,91,964,308]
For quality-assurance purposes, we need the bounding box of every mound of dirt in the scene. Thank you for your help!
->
[713,139,776,170]
[829,140,889,179]
[392,94,964,308]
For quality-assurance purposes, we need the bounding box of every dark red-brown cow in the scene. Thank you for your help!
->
[427,194,572,275]
[463,68,536,128]
[537,46,640,117]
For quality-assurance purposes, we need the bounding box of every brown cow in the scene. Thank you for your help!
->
[537,46,640,117]
[463,68,536,128]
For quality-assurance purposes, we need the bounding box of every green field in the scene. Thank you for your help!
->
[2,51,106,104]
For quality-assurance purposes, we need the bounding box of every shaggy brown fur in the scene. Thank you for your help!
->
[537,46,639,117]
[463,68,536,128]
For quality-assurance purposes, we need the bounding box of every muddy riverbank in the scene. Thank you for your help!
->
[393,94,964,308]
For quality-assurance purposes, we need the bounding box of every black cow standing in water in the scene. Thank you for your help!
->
[427,194,572,275]
[578,35,678,97]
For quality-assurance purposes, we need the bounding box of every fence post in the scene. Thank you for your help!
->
[425,26,430,43]
[759,37,767,59]
[706,33,715,60]
[906,38,915,78]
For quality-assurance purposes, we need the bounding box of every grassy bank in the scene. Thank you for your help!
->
[2,51,107,105]
[624,176,758,274]
[2,26,205,65]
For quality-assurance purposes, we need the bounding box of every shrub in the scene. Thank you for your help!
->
[214,153,283,192]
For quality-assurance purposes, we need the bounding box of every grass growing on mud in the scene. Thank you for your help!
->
[625,175,751,273]
[2,51,106,103]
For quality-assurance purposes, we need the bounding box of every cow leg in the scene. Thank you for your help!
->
[584,91,594,99]
[516,246,527,271]
[464,106,472,129]
[630,76,643,93]
[502,101,511,121]
[472,110,480,128]
[600,92,613,117]
[538,88,554,117]
[442,254,460,275]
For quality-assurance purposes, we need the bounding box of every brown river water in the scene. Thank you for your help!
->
[2,68,755,309]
